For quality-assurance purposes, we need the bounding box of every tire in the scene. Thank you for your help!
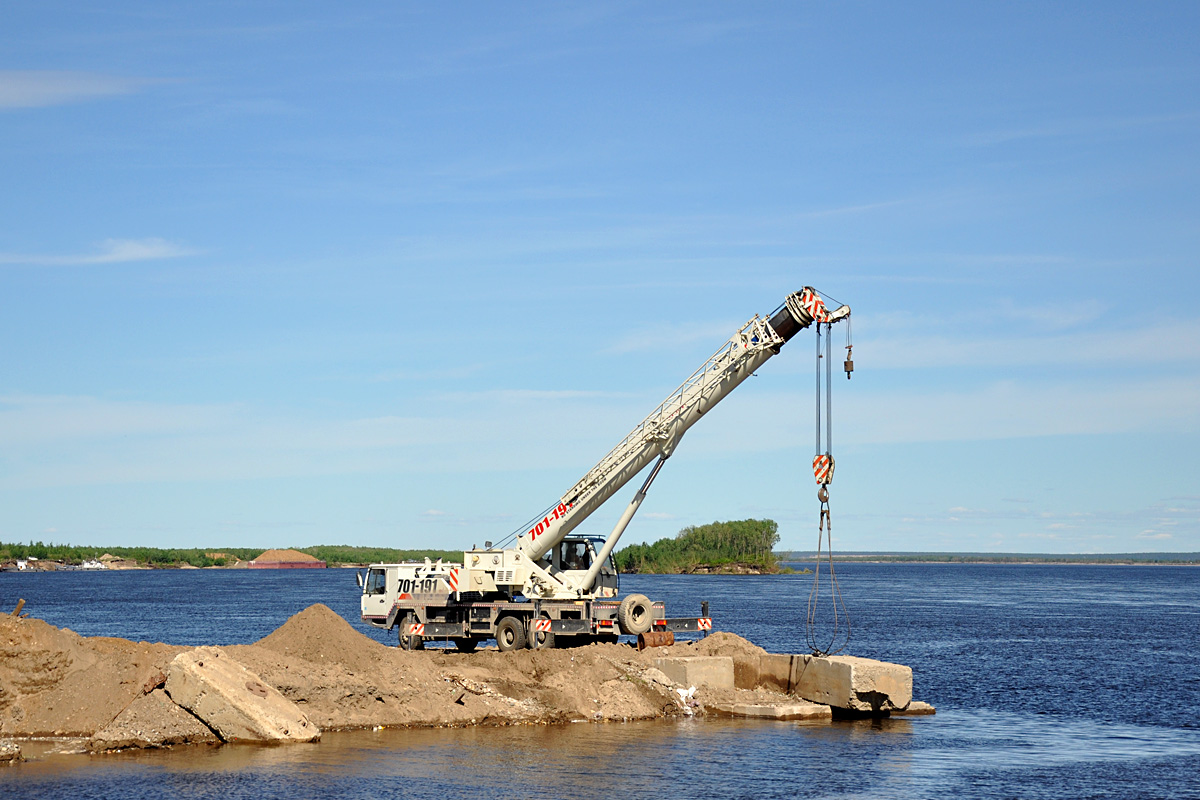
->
[530,613,554,650]
[495,616,527,652]
[617,593,654,635]
[452,637,478,653]
[398,618,425,650]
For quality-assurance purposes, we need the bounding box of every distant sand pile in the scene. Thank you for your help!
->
[248,549,325,569]
[0,603,775,751]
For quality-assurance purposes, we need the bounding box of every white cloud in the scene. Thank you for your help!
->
[0,71,156,109]
[0,238,197,266]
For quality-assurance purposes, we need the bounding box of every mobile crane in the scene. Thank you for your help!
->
[360,288,850,651]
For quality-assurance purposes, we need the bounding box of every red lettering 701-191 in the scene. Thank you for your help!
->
[529,503,570,540]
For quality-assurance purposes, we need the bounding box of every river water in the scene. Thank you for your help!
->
[3,564,1199,798]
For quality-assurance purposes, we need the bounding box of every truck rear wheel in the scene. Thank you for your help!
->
[452,637,478,653]
[495,616,527,652]
[618,593,653,635]
[530,612,554,650]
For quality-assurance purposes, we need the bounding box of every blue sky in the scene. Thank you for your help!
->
[2,2,1197,554]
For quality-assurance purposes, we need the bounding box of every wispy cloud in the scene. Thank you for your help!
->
[857,317,1200,370]
[0,71,158,109]
[604,321,737,354]
[663,374,1200,455]
[963,111,1200,148]
[0,238,197,266]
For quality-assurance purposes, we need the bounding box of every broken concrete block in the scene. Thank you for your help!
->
[793,655,912,713]
[749,654,796,693]
[653,656,735,689]
[893,700,936,716]
[709,701,831,721]
[89,689,219,752]
[737,653,912,713]
[165,646,320,743]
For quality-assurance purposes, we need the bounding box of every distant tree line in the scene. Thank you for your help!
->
[0,541,462,568]
[300,545,461,566]
[614,518,780,574]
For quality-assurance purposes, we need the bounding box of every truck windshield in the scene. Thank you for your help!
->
[559,541,591,570]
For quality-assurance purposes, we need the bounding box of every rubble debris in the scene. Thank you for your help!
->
[88,689,219,752]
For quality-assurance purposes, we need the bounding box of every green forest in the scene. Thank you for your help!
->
[0,541,461,568]
[614,518,781,574]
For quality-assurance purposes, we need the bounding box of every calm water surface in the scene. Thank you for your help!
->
[3,564,1199,798]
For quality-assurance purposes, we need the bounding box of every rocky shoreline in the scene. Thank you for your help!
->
[0,604,925,762]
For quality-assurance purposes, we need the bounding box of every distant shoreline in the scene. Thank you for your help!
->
[780,554,1200,567]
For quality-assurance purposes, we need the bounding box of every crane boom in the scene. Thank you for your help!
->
[513,287,849,573]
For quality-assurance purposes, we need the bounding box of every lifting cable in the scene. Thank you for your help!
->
[806,316,851,657]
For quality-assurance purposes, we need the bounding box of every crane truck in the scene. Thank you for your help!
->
[359,288,850,651]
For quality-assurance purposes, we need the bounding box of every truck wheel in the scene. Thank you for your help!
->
[398,628,425,650]
[530,613,554,650]
[452,637,478,653]
[618,593,653,635]
[495,616,527,652]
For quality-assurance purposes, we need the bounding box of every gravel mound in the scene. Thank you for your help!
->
[1,605,775,749]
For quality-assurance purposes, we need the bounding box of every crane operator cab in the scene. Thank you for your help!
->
[541,536,619,598]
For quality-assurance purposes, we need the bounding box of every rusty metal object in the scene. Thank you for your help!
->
[637,631,675,651]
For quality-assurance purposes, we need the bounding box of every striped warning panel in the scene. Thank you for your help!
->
[407,623,425,635]
[813,454,834,485]
[697,618,712,631]
[798,288,832,323]
[447,568,459,592]
[533,619,552,632]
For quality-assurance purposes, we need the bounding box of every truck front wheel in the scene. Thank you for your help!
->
[495,616,527,652]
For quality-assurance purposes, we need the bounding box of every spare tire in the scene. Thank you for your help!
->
[617,593,654,635]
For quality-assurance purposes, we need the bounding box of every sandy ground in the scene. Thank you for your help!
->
[0,604,783,751]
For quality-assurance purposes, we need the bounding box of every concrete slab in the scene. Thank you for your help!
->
[710,701,831,721]
[892,700,936,716]
[742,653,912,714]
[89,689,219,752]
[165,646,320,743]
[653,656,735,690]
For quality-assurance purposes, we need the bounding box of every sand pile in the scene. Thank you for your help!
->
[0,614,182,737]
[0,604,781,753]
[251,549,321,564]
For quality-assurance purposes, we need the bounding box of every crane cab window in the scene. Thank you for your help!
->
[559,541,592,571]
[364,568,388,595]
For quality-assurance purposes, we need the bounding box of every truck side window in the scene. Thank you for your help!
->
[366,569,387,595]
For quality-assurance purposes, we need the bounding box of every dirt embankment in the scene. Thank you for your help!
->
[0,605,773,747]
